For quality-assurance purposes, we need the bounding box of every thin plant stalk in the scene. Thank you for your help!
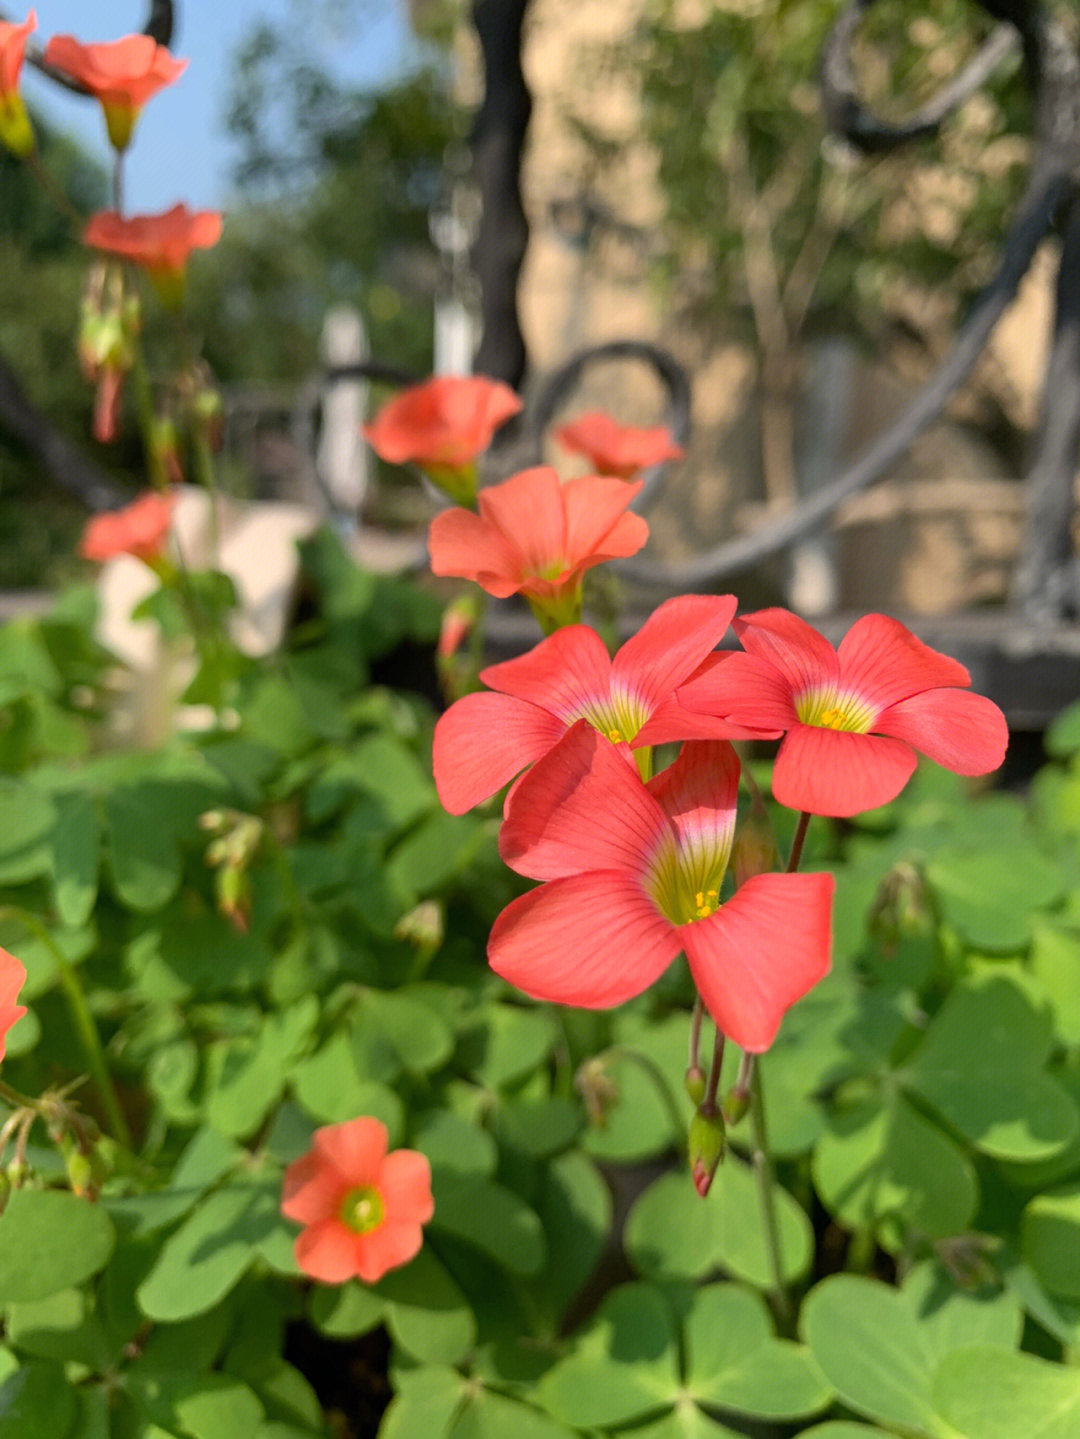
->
[0,908,132,1147]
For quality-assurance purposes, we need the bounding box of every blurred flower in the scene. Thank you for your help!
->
[679,609,1009,817]
[0,949,26,1062]
[491,724,833,1052]
[555,410,684,479]
[363,375,522,506]
[433,593,764,814]
[83,205,222,308]
[0,11,36,157]
[428,466,648,632]
[79,489,175,563]
[43,32,187,150]
[281,1117,434,1284]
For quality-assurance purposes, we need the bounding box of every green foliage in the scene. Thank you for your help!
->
[5,529,1080,1436]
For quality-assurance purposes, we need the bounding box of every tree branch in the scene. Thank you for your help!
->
[622,163,1068,589]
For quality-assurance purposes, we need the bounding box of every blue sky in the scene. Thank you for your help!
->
[20,1,416,212]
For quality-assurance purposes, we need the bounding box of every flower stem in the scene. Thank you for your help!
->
[786,810,812,872]
[0,909,132,1148]
[704,1024,725,1112]
[749,1059,794,1332]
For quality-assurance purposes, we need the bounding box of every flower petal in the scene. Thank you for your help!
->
[478,467,568,577]
[613,594,738,715]
[733,608,840,696]
[837,613,972,709]
[280,1150,346,1225]
[561,475,646,562]
[377,1150,435,1226]
[427,507,521,596]
[295,1217,362,1284]
[682,871,834,1051]
[772,725,917,817]
[479,624,613,719]
[499,721,666,880]
[314,1117,388,1187]
[433,691,566,813]
[874,687,1009,776]
[489,872,680,1008]
[356,1222,425,1283]
[635,695,775,747]
[648,741,740,861]
[676,651,792,734]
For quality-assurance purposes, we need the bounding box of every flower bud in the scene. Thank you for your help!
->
[724,1084,750,1126]
[66,1151,95,1198]
[731,790,779,887]
[688,1105,725,1197]
[868,861,932,954]
[684,1064,706,1106]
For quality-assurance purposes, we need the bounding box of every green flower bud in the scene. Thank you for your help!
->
[684,1064,707,1106]
[688,1105,726,1198]
[724,1084,750,1126]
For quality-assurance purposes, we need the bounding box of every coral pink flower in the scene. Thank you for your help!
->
[281,1117,434,1284]
[0,948,26,1062]
[0,12,36,157]
[679,609,1009,818]
[43,33,187,151]
[490,723,833,1052]
[83,206,222,307]
[555,410,684,479]
[428,466,649,631]
[434,593,772,814]
[79,489,175,563]
[363,375,523,505]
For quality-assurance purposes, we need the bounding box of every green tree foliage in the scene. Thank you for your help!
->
[189,16,461,387]
[0,120,109,585]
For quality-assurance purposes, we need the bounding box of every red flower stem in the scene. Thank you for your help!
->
[786,810,812,873]
[688,996,704,1073]
[704,1024,725,1113]
[749,1059,794,1332]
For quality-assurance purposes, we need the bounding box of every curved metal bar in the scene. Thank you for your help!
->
[1013,193,1080,618]
[821,1,1019,155]
[524,338,692,511]
[621,164,1068,589]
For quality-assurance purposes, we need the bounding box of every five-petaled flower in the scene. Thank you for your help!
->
[490,723,833,1052]
[433,593,771,814]
[363,375,523,505]
[79,489,176,564]
[43,32,187,151]
[555,410,684,479]
[0,948,27,1063]
[428,466,649,632]
[0,11,35,157]
[678,609,1009,817]
[281,1117,434,1284]
[83,205,223,307]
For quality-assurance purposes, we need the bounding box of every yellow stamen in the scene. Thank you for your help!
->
[607,727,623,743]
[819,706,847,730]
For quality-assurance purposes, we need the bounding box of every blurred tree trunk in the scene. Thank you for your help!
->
[469,0,531,389]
